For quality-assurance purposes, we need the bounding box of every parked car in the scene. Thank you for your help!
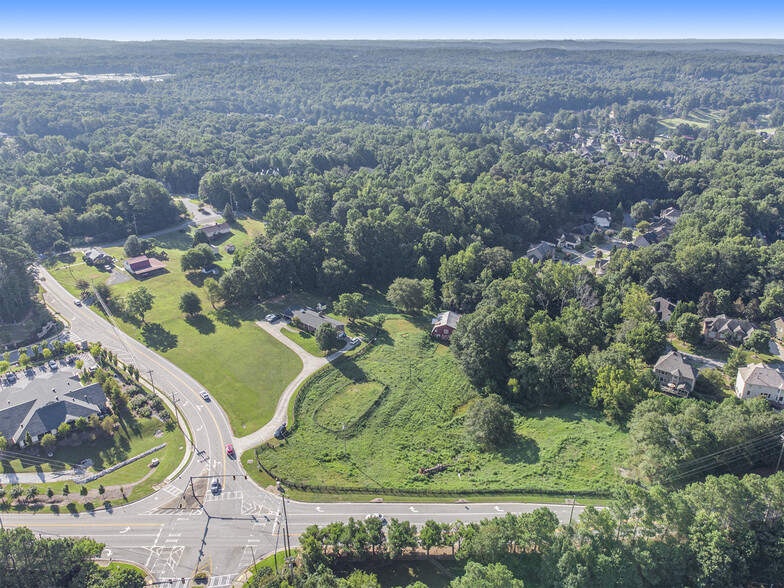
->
[274,423,287,440]
[211,478,220,493]
[265,313,277,322]
[150,458,160,467]
[365,513,387,526]
[48,360,57,369]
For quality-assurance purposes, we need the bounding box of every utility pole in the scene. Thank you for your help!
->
[147,370,155,394]
[776,433,784,472]
[568,495,577,525]
[132,213,138,236]
[342,422,347,459]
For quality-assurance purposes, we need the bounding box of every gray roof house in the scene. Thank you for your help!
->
[0,379,107,447]
[702,315,756,344]
[652,297,677,322]
[283,307,345,334]
[526,241,554,263]
[770,317,784,340]
[592,209,612,228]
[660,207,682,225]
[735,363,784,405]
[654,351,698,395]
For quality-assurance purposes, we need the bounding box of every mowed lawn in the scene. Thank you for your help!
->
[48,219,302,437]
[259,316,628,495]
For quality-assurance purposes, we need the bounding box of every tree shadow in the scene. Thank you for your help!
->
[103,500,113,512]
[213,308,241,328]
[185,272,207,287]
[185,314,216,335]
[49,505,60,514]
[141,323,179,351]
[500,435,540,465]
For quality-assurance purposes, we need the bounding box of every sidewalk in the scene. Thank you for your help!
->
[231,321,344,453]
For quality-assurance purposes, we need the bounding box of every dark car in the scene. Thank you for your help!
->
[274,423,287,440]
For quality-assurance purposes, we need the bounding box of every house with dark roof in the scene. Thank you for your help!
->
[633,231,659,249]
[82,248,112,266]
[197,222,232,239]
[652,297,677,322]
[283,307,345,334]
[654,351,698,395]
[431,311,461,341]
[592,209,612,228]
[660,207,682,224]
[123,255,167,277]
[0,373,107,447]
[702,315,756,344]
[526,241,554,263]
[735,363,784,405]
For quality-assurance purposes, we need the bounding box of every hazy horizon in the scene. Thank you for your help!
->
[3,0,783,41]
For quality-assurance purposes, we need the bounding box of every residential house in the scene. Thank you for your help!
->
[557,232,583,250]
[82,248,112,266]
[431,311,462,341]
[196,222,231,240]
[702,315,756,344]
[654,351,698,395]
[633,231,659,249]
[201,265,220,275]
[735,363,784,404]
[770,317,784,340]
[592,210,612,228]
[662,150,688,164]
[594,258,610,276]
[0,374,107,447]
[660,207,682,225]
[123,255,167,277]
[652,297,677,322]
[283,306,345,335]
[526,241,554,263]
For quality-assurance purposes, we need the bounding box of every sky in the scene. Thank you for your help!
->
[1,0,783,40]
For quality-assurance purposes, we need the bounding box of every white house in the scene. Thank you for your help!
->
[592,210,612,228]
[735,363,784,404]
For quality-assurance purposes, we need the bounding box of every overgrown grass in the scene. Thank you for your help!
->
[255,317,628,495]
[48,220,302,437]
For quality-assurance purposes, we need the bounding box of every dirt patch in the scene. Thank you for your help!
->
[106,269,133,286]
[154,428,164,438]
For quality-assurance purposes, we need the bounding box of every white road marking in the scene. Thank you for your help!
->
[409,507,418,512]
[315,506,323,512]
[494,506,505,512]
[119,527,131,534]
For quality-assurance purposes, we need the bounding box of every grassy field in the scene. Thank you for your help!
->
[47,219,303,437]
[659,108,725,131]
[255,315,628,496]
[280,326,322,356]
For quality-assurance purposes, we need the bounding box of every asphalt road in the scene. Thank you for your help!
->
[4,267,587,586]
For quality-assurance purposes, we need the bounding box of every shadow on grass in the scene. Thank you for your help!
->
[185,314,216,335]
[500,435,540,465]
[84,502,95,514]
[50,505,60,514]
[141,322,179,351]
[66,502,78,515]
[213,307,241,328]
[185,272,207,287]
[103,500,113,512]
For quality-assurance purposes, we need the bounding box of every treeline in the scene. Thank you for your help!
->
[255,473,784,587]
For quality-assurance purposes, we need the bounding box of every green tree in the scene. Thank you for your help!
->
[8,485,23,503]
[40,433,56,450]
[419,519,445,556]
[592,363,654,424]
[618,227,633,241]
[386,278,435,313]
[46,487,54,498]
[0,434,6,452]
[42,348,53,361]
[673,312,701,344]
[178,291,202,317]
[0,362,8,374]
[80,486,88,496]
[222,203,236,224]
[123,234,144,258]
[623,321,666,363]
[743,329,771,354]
[203,277,222,308]
[56,422,71,439]
[18,353,30,367]
[98,484,105,495]
[102,567,146,588]
[315,323,340,354]
[24,486,39,504]
[124,286,154,322]
[464,394,515,450]
[333,292,367,323]
[725,347,746,377]
[62,484,70,497]
[450,562,524,588]
[24,431,32,447]
[387,518,418,558]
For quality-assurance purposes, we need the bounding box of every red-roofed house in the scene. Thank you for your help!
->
[431,311,461,341]
[123,255,167,277]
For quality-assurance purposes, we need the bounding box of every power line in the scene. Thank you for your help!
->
[670,430,783,470]
[670,436,784,481]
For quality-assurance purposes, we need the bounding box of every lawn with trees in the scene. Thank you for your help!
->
[47,219,302,436]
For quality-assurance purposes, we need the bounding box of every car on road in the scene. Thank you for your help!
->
[73,299,82,306]
[226,444,235,458]
[48,360,57,369]
[211,478,221,493]
[200,391,210,401]
[365,513,387,525]
[265,313,277,322]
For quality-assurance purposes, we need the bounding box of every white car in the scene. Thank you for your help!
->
[200,391,210,401]
[265,313,277,322]
[211,478,220,493]
[74,299,82,306]
[48,360,57,369]
[365,513,387,525]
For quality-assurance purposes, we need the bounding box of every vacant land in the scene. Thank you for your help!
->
[48,219,302,436]
[258,317,628,495]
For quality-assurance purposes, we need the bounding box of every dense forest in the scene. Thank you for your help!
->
[2,40,784,584]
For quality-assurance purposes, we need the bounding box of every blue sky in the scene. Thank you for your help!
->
[2,0,783,40]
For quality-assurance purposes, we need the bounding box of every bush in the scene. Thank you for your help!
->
[137,406,152,418]
[464,394,516,450]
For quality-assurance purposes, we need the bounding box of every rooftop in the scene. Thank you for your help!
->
[283,306,345,331]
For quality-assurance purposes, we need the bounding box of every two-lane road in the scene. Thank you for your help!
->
[5,266,587,585]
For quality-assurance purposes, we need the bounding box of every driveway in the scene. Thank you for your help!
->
[176,197,222,227]
[231,321,345,453]
[678,350,726,370]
